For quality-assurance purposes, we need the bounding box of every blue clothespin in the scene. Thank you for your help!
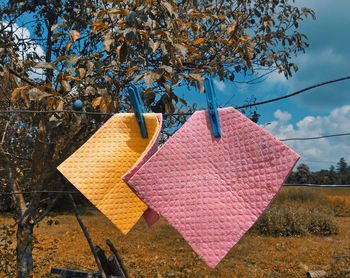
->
[204,78,221,138]
[129,85,148,138]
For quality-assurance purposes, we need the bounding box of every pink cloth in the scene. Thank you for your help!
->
[125,107,299,268]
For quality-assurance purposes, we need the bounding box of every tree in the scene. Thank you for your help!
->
[0,0,315,277]
[328,165,339,185]
[336,158,350,184]
[336,157,348,174]
[295,163,312,184]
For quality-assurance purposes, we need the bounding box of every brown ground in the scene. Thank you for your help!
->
[1,187,350,277]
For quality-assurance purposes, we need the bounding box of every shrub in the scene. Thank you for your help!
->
[252,206,338,237]
[307,214,338,236]
[326,198,350,217]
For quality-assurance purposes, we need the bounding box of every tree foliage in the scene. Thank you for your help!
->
[2,0,314,114]
[288,158,350,185]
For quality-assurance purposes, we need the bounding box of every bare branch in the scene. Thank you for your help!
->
[1,121,9,145]
[69,194,107,278]
[33,193,61,225]
[0,145,26,218]
[106,240,129,278]
[7,67,37,87]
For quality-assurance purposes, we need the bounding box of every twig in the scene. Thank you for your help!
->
[106,239,129,278]
[68,194,107,278]
[7,67,37,87]
[1,121,9,145]
[33,193,62,225]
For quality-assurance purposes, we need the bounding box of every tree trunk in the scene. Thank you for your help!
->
[16,222,33,278]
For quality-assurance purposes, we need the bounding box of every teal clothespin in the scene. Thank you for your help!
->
[204,78,221,138]
[129,84,148,138]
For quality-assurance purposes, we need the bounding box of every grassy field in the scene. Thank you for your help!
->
[1,186,350,277]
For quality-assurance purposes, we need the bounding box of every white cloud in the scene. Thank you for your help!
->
[213,80,227,92]
[274,109,292,123]
[5,23,44,59]
[3,22,45,80]
[265,106,350,170]
[264,71,289,88]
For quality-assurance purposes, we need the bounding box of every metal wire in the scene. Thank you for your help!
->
[280,132,350,141]
[0,75,349,116]
[1,131,350,196]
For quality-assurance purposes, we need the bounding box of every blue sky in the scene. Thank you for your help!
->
[6,0,350,171]
[177,0,350,171]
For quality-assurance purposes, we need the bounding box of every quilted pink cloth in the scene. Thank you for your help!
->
[125,107,299,268]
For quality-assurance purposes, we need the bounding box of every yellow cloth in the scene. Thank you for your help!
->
[58,113,161,234]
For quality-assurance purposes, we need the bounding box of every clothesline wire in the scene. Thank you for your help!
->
[0,75,349,116]
[1,132,349,196]
[279,132,350,141]
[3,182,350,195]
[235,75,350,109]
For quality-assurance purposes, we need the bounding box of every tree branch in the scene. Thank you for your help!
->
[68,194,106,278]
[0,145,26,218]
[33,193,61,225]
[106,240,129,278]
[7,67,37,87]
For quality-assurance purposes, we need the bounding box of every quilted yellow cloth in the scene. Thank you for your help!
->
[58,113,162,234]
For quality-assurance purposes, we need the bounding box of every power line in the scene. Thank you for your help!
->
[0,109,115,116]
[236,75,350,109]
[280,132,350,141]
[0,75,349,116]
[303,160,338,164]
[284,184,350,188]
[1,130,350,196]
[3,182,350,195]
[0,190,78,195]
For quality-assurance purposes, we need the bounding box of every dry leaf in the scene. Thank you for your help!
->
[174,43,188,56]
[193,37,205,45]
[152,41,160,52]
[28,88,53,101]
[69,30,80,42]
[85,85,96,95]
[144,71,161,85]
[51,24,60,31]
[92,21,109,32]
[66,41,72,51]
[228,21,237,33]
[54,56,67,63]
[92,96,103,109]
[56,100,64,111]
[162,1,177,17]
[159,65,173,73]
[189,73,204,81]
[103,33,114,52]
[61,80,71,92]
[33,62,57,70]
[78,68,86,78]
[11,86,29,103]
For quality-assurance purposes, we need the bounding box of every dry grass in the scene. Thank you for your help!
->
[274,187,324,204]
[0,186,350,277]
